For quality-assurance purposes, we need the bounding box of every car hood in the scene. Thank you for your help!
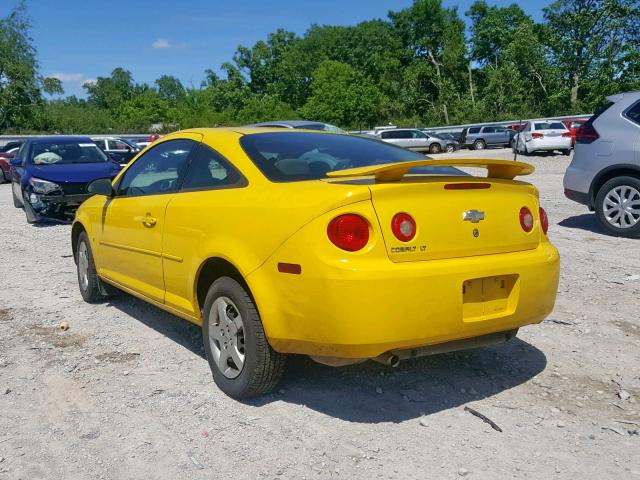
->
[28,162,121,182]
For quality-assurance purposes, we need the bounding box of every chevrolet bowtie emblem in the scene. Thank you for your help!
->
[463,210,485,223]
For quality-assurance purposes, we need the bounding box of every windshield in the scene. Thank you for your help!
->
[30,141,110,165]
[240,132,463,182]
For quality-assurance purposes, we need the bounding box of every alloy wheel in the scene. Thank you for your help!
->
[208,296,246,379]
[603,185,640,229]
[77,241,89,291]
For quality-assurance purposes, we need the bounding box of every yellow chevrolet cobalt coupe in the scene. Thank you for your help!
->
[72,128,559,398]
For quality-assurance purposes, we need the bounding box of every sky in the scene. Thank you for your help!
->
[4,0,549,98]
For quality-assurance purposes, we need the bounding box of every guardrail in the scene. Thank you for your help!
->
[0,134,150,149]
[351,113,592,135]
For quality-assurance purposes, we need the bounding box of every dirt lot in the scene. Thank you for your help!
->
[0,148,638,479]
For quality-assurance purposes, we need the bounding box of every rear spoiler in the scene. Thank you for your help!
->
[326,158,534,182]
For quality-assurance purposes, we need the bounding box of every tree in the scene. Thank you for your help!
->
[543,0,640,109]
[0,1,41,132]
[155,75,185,104]
[300,60,382,129]
[84,67,135,110]
[41,77,64,96]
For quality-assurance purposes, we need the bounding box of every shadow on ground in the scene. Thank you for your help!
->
[110,291,546,424]
[559,213,606,235]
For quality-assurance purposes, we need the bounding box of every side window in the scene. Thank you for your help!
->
[468,127,480,134]
[17,142,28,165]
[181,144,246,191]
[624,101,640,124]
[93,140,105,150]
[380,131,392,139]
[395,130,411,139]
[117,139,196,197]
[411,130,426,138]
[108,139,128,150]
[483,127,495,133]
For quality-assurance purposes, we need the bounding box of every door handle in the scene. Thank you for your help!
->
[141,214,157,227]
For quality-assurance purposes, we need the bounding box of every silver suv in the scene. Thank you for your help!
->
[563,91,640,238]
[461,125,512,150]
[376,129,451,154]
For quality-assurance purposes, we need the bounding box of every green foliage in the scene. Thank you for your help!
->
[3,0,639,134]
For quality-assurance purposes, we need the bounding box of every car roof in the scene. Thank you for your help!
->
[29,135,93,144]
[247,120,329,128]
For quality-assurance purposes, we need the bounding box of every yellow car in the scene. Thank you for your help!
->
[72,128,559,398]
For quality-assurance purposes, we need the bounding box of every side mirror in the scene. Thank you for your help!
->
[9,158,21,167]
[87,178,114,196]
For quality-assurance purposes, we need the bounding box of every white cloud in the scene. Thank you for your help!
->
[152,38,186,49]
[49,72,84,82]
[81,79,97,87]
[152,38,171,49]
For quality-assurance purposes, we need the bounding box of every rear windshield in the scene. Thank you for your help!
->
[239,132,462,182]
[30,141,109,165]
[534,122,566,130]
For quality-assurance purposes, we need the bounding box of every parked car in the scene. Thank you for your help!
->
[245,120,345,133]
[461,126,512,150]
[376,128,447,154]
[0,152,14,183]
[92,136,141,163]
[564,91,640,238]
[512,121,572,155]
[1,140,24,154]
[72,128,559,398]
[436,132,464,144]
[562,118,589,146]
[418,130,460,152]
[10,136,122,223]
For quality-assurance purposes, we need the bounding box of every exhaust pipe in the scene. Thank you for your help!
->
[372,352,400,367]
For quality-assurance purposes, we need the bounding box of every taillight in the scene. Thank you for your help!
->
[519,207,534,232]
[327,214,369,251]
[539,207,549,235]
[391,213,416,242]
[531,133,544,139]
[575,123,599,144]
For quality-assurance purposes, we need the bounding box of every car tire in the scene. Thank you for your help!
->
[12,185,22,208]
[561,149,570,156]
[446,144,455,153]
[76,231,118,302]
[473,139,486,150]
[429,143,441,154]
[595,176,640,238]
[202,277,285,399]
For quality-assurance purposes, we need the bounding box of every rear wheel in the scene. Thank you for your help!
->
[202,277,285,398]
[473,139,486,150]
[561,149,571,156]
[76,231,118,302]
[445,144,455,153]
[429,143,441,154]
[595,176,640,238]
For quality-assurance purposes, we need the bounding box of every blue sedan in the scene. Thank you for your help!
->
[10,136,122,223]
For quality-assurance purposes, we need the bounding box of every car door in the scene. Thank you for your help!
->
[107,139,135,162]
[494,127,510,144]
[482,126,497,145]
[162,142,248,317]
[97,135,201,303]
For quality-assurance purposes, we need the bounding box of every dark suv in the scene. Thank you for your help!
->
[461,126,512,150]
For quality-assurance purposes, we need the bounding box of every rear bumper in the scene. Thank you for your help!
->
[527,138,572,151]
[564,188,591,207]
[249,242,560,358]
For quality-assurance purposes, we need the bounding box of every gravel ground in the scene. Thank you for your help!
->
[0,148,638,480]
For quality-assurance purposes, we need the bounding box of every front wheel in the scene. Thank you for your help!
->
[12,185,22,208]
[473,139,486,150]
[202,277,285,398]
[446,144,455,153]
[595,176,640,238]
[76,231,118,302]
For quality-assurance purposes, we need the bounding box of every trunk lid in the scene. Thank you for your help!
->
[326,158,541,262]
[369,177,541,262]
